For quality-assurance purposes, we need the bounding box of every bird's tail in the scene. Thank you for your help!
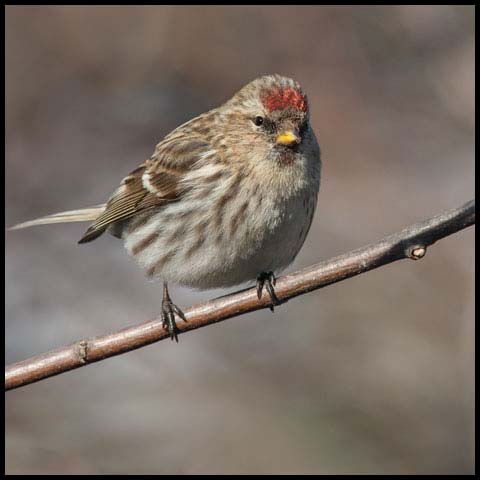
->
[8,204,106,231]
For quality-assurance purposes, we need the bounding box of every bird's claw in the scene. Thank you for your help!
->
[162,283,187,342]
[256,271,281,311]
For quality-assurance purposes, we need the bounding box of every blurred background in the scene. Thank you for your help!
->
[5,5,474,475]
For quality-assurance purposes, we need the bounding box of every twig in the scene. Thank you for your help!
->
[5,199,475,391]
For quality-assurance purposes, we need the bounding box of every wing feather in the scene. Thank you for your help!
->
[78,130,213,244]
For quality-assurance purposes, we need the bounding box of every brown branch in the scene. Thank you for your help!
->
[5,199,475,391]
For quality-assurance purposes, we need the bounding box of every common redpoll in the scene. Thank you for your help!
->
[11,74,322,340]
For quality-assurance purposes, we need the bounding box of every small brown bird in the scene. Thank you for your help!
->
[11,74,322,340]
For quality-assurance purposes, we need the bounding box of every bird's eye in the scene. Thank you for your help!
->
[253,116,264,126]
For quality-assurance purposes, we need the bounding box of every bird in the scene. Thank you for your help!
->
[10,74,322,341]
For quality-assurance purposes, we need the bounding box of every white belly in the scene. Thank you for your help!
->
[123,164,319,289]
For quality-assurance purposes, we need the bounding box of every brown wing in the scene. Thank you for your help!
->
[78,135,211,244]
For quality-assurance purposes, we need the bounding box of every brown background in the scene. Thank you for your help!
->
[5,5,475,475]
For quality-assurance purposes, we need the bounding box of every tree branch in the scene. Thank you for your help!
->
[5,199,475,391]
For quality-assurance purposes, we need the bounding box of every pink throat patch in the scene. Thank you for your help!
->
[262,88,307,113]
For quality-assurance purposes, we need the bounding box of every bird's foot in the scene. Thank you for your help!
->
[162,283,187,342]
[256,271,281,312]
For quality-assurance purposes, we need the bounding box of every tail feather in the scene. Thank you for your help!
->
[8,204,106,231]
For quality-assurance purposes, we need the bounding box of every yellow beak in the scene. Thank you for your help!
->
[276,129,301,146]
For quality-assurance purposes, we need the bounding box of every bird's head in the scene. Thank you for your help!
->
[217,75,313,166]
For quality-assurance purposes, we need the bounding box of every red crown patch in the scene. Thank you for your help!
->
[262,88,308,113]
